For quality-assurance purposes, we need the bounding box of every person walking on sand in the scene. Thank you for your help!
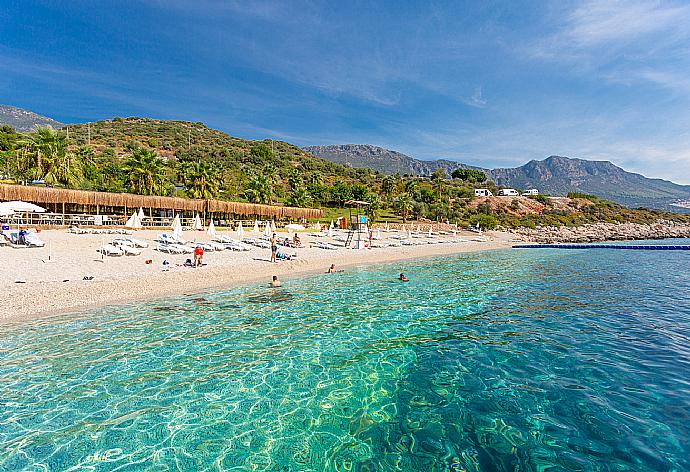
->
[270,233,278,263]
[194,245,204,267]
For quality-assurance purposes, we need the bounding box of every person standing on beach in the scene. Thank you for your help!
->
[194,245,204,267]
[270,233,278,263]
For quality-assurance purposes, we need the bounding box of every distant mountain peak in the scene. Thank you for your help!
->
[307,144,690,211]
[304,143,477,176]
[0,105,64,132]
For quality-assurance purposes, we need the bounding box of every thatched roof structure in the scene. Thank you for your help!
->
[0,184,322,219]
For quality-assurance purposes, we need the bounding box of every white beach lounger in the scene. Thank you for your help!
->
[225,241,252,251]
[156,243,184,254]
[97,244,125,256]
[24,233,46,247]
[315,241,339,250]
[157,233,187,245]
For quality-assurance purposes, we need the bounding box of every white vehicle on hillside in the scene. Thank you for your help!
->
[522,189,539,196]
[474,188,493,197]
[497,188,519,196]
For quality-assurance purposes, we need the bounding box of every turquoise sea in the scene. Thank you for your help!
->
[1,241,689,471]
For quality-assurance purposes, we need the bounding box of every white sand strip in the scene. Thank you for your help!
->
[0,229,512,322]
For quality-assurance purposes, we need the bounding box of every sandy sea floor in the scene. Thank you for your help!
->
[0,228,514,322]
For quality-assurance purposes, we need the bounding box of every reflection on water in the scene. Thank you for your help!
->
[0,242,689,470]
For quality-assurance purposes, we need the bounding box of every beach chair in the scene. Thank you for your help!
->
[315,241,339,250]
[97,244,125,256]
[156,243,184,254]
[157,233,187,245]
[24,233,46,247]
[111,239,142,256]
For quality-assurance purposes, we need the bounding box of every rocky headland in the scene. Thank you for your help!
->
[511,220,690,243]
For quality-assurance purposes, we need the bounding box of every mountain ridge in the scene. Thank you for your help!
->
[306,144,690,211]
[0,105,64,132]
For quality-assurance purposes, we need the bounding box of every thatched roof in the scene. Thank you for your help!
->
[0,184,322,219]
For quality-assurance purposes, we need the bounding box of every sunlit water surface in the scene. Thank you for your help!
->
[1,241,689,471]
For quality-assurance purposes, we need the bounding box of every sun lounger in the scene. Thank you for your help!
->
[244,238,270,249]
[315,241,339,250]
[193,242,217,252]
[212,235,234,244]
[156,243,185,254]
[24,233,46,247]
[157,233,187,245]
[111,239,142,255]
[225,241,252,251]
[97,244,125,256]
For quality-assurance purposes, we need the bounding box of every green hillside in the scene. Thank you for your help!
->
[1,116,689,229]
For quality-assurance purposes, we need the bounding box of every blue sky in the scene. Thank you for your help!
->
[2,0,690,183]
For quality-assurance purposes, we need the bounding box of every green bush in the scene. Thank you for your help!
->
[468,213,498,230]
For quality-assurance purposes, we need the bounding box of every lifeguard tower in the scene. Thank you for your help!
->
[344,200,371,249]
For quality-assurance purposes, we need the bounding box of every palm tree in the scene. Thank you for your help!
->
[122,148,169,195]
[395,193,414,223]
[380,175,396,202]
[432,168,446,202]
[19,127,81,186]
[180,160,222,199]
[244,174,273,204]
[286,186,311,207]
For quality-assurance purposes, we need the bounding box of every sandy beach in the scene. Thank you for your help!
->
[0,228,513,322]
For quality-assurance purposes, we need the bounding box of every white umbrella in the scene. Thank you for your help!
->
[207,220,217,237]
[385,222,389,231]
[264,221,271,238]
[376,228,381,240]
[172,214,183,240]
[124,212,138,229]
[417,224,420,232]
[402,224,406,232]
[271,220,277,233]
[192,213,203,231]
[138,207,146,220]
[253,220,260,233]
[407,229,412,239]
[327,220,334,237]
[238,221,244,241]
[0,201,46,213]
[428,226,433,237]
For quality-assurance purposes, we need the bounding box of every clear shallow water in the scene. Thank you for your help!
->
[1,241,689,471]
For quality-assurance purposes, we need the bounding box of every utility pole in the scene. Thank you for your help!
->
[88,123,91,146]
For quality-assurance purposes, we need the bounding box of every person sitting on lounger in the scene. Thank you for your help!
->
[293,234,301,247]
[270,275,282,287]
[399,273,409,282]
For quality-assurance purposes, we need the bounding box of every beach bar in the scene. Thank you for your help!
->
[0,183,322,226]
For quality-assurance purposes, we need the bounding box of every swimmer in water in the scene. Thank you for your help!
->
[399,273,409,282]
[327,264,337,273]
[270,275,282,287]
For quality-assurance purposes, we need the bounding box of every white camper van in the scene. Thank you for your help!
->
[497,188,519,196]
[474,188,493,197]
[522,189,539,196]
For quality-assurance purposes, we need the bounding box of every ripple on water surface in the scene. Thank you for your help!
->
[0,243,689,471]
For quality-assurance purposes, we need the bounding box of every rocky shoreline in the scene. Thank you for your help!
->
[510,220,690,243]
